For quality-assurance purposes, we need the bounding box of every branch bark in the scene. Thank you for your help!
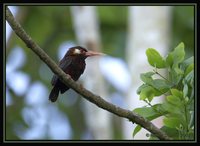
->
[5,7,172,140]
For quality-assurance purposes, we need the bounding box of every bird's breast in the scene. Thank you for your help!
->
[65,58,86,81]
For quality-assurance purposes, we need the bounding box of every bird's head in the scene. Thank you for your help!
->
[65,46,104,59]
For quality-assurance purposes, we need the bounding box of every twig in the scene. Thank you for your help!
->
[153,68,171,84]
[6,7,172,140]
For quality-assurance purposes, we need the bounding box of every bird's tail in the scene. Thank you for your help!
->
[49,86,59,102]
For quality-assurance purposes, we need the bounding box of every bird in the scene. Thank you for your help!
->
[49,46,104,102]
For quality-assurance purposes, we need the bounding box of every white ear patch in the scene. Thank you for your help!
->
[74,48,81,54]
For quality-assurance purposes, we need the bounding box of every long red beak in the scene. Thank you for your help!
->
[85,50,105,57]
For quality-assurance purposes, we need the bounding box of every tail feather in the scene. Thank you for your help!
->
[49,86,59,102]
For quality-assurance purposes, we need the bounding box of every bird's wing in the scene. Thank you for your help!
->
[51,57,72,86]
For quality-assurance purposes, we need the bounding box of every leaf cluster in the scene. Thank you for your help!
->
[133,42,194,140]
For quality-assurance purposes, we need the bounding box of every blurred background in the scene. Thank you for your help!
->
[5,5,194,140]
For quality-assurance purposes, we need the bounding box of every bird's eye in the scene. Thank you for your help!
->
[74,48,81,54]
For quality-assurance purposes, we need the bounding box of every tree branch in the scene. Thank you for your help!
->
[6,7,172,140]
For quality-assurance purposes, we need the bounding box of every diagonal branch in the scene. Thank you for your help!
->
[5,7,172,140]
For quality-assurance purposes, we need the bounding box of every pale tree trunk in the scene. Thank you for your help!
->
[70,6,112,139]
[124,6,172,139]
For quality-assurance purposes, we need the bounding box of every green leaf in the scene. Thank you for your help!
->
[185,63,194,76]
[140,72,155,84]
[159,126,179,140]
[139,83,168,101]
[172,42,185,68]
[169,69,182,85]
[184,70,194,83]
[166,42,185,69]
[139,73,171,98]
[146,48,166,68]
[139,86,155,101]
[183,84,188,98]
[163,117,182,128]
[137,84,149,95]
[173,42,185,63]
[181,56,194,71]
[134,104,164,119]
[174,67,184,75]
[166,95,181,106]
[161,102,182,115]
[166,52,173,67]
[151,79,171,94]
[132,125,142,138]
[171,89,183,99]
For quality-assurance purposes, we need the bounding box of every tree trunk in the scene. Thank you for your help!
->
[124,6,172,139]
[70,6,112,139]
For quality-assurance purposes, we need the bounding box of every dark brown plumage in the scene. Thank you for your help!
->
[49,46,104,102]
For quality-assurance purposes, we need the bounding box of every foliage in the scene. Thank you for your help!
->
[133,42,194,140]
